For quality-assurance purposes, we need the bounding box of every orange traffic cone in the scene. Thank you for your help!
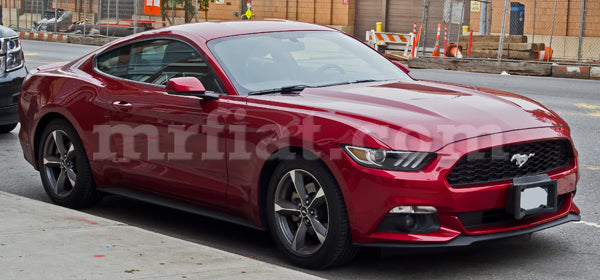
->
[432,23,441,57]
[446,43,463,58]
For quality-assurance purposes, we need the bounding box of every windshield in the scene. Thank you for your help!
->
[207,31,411,96]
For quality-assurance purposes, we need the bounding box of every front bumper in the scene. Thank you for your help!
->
[356,213,580,248]
[0,66,26,125]
[0,104,19,125]
[333,126,580,246]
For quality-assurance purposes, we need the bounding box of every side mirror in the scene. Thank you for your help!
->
[166,77,219,100]
[391,60,410,74]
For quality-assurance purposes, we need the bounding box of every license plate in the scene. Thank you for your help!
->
[506,174,558,220]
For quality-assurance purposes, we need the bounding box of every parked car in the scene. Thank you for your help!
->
[0,25,26,133]
[18,20,580,269]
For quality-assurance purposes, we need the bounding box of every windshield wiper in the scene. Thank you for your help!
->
[316,79,381,88]
[248,85,310,96]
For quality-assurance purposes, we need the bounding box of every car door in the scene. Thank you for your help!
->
[95,38,231,208]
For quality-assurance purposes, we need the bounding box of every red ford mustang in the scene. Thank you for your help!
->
[18,20,580,269]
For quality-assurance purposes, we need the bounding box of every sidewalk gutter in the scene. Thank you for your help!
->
[0,191,323,280]
[406,57,600,80]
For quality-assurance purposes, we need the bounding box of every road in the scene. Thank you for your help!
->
[2,39,599,279]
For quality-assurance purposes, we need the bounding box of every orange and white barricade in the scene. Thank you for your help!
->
[366,30,413,56]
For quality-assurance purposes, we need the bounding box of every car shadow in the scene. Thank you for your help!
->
[80,195,577,279]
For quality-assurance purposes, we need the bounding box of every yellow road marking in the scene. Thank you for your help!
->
[575,103,600,110]
[24,53,39,56]
[586,166,600,171]
[573,103,600,117]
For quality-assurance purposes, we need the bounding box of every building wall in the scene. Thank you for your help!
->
[469,0,600,37]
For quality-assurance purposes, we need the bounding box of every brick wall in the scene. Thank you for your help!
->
[469,0,600,37]
[203,0,353,27]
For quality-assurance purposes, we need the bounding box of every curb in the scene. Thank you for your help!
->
[590,67,600,80]
[19,31,68,43]
[552,66,590,79]
[18,31,116,46]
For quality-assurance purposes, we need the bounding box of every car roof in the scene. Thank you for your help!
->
[161,20,336,41]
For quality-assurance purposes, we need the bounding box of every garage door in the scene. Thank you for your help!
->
[355,0,468,50]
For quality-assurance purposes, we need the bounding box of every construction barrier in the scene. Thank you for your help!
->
[366,30,413,57]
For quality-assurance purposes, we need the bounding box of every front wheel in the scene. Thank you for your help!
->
[0,123,18,134]
[267,159,357,269]
[37,119,102,208]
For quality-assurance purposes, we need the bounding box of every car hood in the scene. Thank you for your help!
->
[247,80,567,152]
[0,26,18,38]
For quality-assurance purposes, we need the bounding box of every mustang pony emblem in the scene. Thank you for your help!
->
[511,153,536,168]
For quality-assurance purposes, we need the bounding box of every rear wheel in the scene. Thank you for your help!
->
[0,123,18,134]
[37,119,101,208]
[267,159,357,269]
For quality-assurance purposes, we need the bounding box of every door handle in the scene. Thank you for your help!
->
[112,101,133,111]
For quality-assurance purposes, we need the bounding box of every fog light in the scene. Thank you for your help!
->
[398,214,416,230]
[377,206,440,233]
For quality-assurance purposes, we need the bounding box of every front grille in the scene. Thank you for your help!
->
[447,139,572,187]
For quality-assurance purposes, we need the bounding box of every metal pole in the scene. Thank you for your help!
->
[447,0,453,43]
[487,0,493,35]
[548,0,558,62]
[577,0,586,61]
[417,0,427,56]
[107,0,110,36]
[83,0,86,35]
[54,0,58,32]
[497,0,510,61]
[30,0,33,29]
[171,0,174,25]
[9,0,12,27]
[480,0,487,35]
[456,0,465,44]
[421,0,430,55]
[532,0,536,43]
[133,0,137,33]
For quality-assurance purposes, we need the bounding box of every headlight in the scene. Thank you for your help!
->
[6,50,24,71]
[3,37,24,72]
[343,145,435,171]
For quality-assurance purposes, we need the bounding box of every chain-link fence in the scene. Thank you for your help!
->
[359,0,599,64]
[476,0,600,62]
[2,0,598,63]
[0,0,195,36]
[412,0,599,62]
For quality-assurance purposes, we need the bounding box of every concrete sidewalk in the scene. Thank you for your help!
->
[0,191,323,280]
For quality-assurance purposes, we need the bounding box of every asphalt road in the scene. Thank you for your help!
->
[2,39,599,279]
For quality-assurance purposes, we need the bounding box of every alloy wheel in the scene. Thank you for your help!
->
[42,130,78,198]
[273,169,329,256]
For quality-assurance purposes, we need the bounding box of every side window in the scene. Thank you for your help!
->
[96,39,222,93]
[97,46,131,78]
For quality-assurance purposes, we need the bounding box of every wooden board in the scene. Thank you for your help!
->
[459,35,528,43]
[462,42,545,51]
[470,50,538,60]
[407,57,551,76]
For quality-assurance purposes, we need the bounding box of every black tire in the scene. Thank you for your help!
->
[266,159,358,269]
[0,123,18,134]
[37,119,102,208]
